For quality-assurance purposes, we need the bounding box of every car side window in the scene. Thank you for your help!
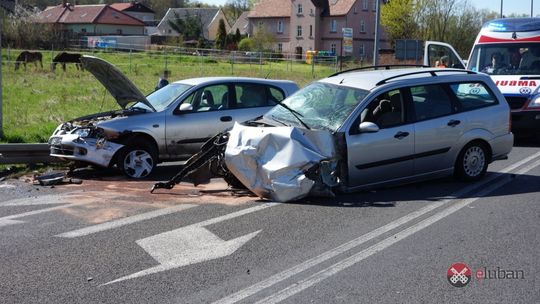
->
[449,82,498,111]
[268,87,285,105]
[360,89,404,129]
[180,84,228,112]
[410,84,454,121]
[234,84,271,108]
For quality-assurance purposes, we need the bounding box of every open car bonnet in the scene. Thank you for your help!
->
[80,55,156,112]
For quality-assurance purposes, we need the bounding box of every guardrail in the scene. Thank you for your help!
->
[0,143,58,164]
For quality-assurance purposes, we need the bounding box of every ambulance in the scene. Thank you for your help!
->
[424,18,540,138]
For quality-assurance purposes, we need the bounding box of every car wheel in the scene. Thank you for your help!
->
[117,142,157,179]
[454,142,489,182]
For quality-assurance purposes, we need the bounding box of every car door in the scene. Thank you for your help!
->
[165,83,233,158]
[346,89,415,188]
[409,83,467,175]
[424,41,466,69]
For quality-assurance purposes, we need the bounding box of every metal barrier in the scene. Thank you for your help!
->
[0,144,57,164]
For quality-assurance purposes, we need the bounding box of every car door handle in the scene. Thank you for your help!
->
[220,116,232,122]
[394,131,409,139]
[447,119,461,127]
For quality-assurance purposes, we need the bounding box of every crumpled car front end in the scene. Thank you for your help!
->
[48,117,124,167]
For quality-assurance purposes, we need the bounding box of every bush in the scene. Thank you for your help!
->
[238,38,254,51]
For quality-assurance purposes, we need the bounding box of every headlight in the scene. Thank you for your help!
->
[527,95,540,109]
[74,128,91,138]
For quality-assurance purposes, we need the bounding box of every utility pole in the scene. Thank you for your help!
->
[500,0,503,18]
[532,0,534,17]
[373,0,380,66]
[0,16,3,138]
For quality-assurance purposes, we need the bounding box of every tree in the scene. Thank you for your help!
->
[380,0,420,45]
[168,11,203,40]
[238,37,254,51]
[223,0,250,25]
[215,19,228,49]
[251,24,275,52]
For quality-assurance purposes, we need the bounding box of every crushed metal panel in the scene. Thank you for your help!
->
[224,122,337,202]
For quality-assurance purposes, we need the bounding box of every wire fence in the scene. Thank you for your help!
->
[3,40,342,79]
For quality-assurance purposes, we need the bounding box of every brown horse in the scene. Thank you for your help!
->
[14,51,43,71]
[52,52,83,71]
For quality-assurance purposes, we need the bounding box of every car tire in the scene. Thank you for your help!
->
[454,142,489,182]
[116,140,157,179]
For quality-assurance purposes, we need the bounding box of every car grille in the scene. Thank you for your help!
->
[505,96,528,110]
[50,145,74,156]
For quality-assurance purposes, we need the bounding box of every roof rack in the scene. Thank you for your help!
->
[375,69,477,86]
[329,64,430,77]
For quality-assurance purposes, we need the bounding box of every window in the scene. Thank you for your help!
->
[278,43,283,52]
[360,89,404,129]
[181,84,228,112]
[310,8,314,15]
[297,4,303,14]
[277,20,284,33]
[331,43,336,54]
[310,25,313,37]
[81,28,86,33]
[297,25,302,37]
[359,44,365,56]
[116,29,122,35]
[362,0,368,10]
[410,85,454,121]
[331,20,337,32]
[354,7,357,14]
[234,84,283,108]
[373,0,378,11]
[449,82,498,111]
[360,20,366,33]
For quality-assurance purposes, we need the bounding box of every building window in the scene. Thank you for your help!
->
[360,44,365,56]
[331,20,337,32]
[277,20,284,33]
[310,8,314,15]
[362,0,368,10]
[331,43,336,54]
[310,25,313,37]
[297,25,302,37]
[278,43,283,52]
[373,0,377,11]
[360,20,366,33]
[354,7,357,14]
[116,29,122,35]
[80,28,86,33]
[168,29,172,34]
[297,4,303,14]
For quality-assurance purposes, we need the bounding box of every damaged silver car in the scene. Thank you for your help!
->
[153,67,514,202]
[48,55,299,178]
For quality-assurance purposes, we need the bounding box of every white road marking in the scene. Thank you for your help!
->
[213,151,540,304]
[254,158,540,304]
[0,194,71,206]
[0,204,74,228]
[56,204,198,238]
[102,203,280,286]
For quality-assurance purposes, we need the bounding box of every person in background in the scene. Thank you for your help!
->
[508,49,522,70]
[437,56,449,68]
[155,70,170,91]
[482,52,507,74]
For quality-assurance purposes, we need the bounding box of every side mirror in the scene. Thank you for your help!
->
[178,103,193,112]
[358,121,380,133]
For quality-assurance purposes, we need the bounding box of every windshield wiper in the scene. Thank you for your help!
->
[270,115,289,126]
[275,101,311,130]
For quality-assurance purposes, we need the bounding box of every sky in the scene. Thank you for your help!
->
[199,0,540,17]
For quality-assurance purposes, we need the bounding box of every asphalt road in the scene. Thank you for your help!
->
[0,140,538,304]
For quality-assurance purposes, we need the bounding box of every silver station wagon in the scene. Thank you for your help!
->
[155,67,514,202]
[48,56,299,178]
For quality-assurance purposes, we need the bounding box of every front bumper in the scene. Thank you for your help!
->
[511,110,540,135]
[48,134,124,167]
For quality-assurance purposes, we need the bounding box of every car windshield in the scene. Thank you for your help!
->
[468,42,540,75]
[263,82,369,131]
[132,83,192,112]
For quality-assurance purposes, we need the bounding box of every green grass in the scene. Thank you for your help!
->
[1,49,337,143]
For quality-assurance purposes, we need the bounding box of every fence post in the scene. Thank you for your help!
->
[165,51,168,71]
[231,51,234,75]
[129,47,132,74]
[259,51,263,74]
[311,54,315,78]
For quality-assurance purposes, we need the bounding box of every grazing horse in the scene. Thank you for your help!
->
[52,52,83,71]
[14,51,43,71]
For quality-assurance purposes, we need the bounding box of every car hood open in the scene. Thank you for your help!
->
[80,55,155,112]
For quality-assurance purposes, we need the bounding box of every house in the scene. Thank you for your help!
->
[110,1,157,35]
[230,11,249,36]
[247,0,388,59]
[35,3,145,36]
[155,8,231,41]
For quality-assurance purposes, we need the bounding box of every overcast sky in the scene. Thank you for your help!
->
[199,0,539,17]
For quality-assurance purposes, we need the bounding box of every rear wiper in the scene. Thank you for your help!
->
[275,102,310,130]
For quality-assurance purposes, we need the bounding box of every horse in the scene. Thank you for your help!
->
[14,51,43,71]
[52,52,83,71]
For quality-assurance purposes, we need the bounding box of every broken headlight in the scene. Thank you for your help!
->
[74,128,92,138]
